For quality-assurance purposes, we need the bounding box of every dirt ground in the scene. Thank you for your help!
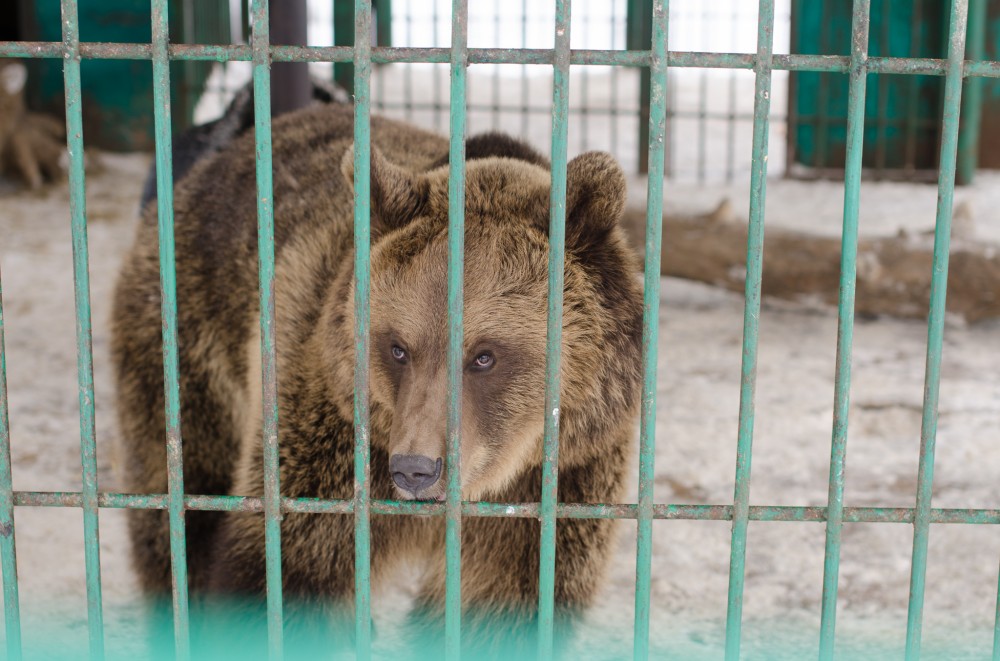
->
[0,153,998,659]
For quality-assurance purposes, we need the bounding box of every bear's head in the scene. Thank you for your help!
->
[339,142,643,502]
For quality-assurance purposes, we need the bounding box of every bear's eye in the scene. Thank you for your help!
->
[471,352,495,370]
[391,345,408,363]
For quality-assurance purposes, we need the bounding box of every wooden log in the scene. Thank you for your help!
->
[621,201,1000,323]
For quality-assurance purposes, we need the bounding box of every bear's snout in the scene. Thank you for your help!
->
[389,454,442,498]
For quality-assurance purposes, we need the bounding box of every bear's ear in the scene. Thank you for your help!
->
[564,151,626,249]
[340,146,430,236]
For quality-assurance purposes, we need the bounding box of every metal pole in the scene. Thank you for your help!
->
[269,0,311,116]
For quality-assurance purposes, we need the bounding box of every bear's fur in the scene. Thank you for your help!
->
[112,103,642,655]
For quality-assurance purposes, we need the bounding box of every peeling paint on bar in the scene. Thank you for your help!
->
[0,256,22,661]
[537,1,571,657]
[906,1,970,658]
[818,2,870,659]
[6,491,1000,526]
[351,2,375,658]
[248,1,284,659]
[724,2,774,659]
[3,43,1000,79]
[632,1,668,659]
[150,0,191,657]
[59,0,106,658]
[445,1,468,658]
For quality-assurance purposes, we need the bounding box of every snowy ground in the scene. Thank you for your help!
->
[0,148,998,659]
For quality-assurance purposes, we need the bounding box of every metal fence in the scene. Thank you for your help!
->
[0,0,999,660]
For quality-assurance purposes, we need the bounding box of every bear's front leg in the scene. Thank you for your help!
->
[201,509,425,658]
[407,514,616,660]
[199,511,363,658]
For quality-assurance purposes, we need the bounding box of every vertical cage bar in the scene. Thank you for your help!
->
[904,1,968,658]
[632,1,667,659]
[150,0,191,658]
[956,0,986,184]
[59,1,106,657]
[725,2,738,184]
[814,0,832,170]
[580,8,590,153]
[249,1,285,658]
[537,0,571,657]
[994,557,1000,661]
[404,0,413,122]
[609,1,619,156]
[0,269,21,661]
[873,0,890,176]
[818,2,870,659]
[629,0,653,173]
[444,1,468,658]
[520,0,529,138]
[904,0,923,172]
[723,1,774,659]
[352,0,375,657]
[492,0,501,130]
[433,0,443,132]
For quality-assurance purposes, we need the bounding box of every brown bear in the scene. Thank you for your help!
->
[111,102,642,657]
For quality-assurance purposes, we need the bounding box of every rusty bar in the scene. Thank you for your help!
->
[150,0,191,657]
[3,490,1000,524]
[444,0,468,658]
[0,256,21,661]
[268,0,311,116]
[905,1,969,657]
[351,0,374,657]
[724,1,775,658]
[60,0,105,656]
[819,2,871,657]
[537,0,572,656]
[994,556,1000,661]
[632,0,668,658]
[4,41,1000,77]
[248,0,285,658]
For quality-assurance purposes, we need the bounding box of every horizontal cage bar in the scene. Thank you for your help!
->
[1,43,999,78]
[7,491,999,524]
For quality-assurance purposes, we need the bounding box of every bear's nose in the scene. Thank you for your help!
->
[389,454,442,495]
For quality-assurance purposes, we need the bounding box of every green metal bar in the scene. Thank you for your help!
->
[519,0,528,137]
[433,0,443,133]
[249,1,284,658]
[818,3,870,659]
[352,1,374,657]
[60,1,105,657]
[956,0,986,184]
[150,0,191,658]
[726,4,739,182]
[632,1,667,659]
[905,0,924,171]
[403,3,413,122]
[609,2,619,159]
[629,0,653,172]
[445,1,468,658]
[873,0,890,176]
[814,1,833,170]
[4,489,1000,524]
[724,2,774,659]
[333,0,355,94]
[537,0,570,656]
[0,264,22,661]
[2,42,1000,78]
[492,0,501,131]
[905,1,969,658]
[994,558,1000,661]
[374,0,392,48]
